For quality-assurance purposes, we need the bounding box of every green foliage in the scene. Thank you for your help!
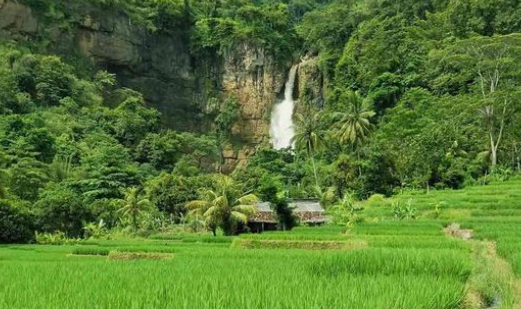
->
[259,176,297,230]
[335,16,412,92]
[34,231,81,245]
[34,56,74,106]
[145,173,214,219]
[117,187,153,232]
[365,194,389,208]
[83,220,108,239]
[392,199,417,221]
[35,184,92,237]
[104,92,160,147]
[135,131,182,170]
[329,91,375,148]
[0,199,34,243]
[330,193,364,227]
[190,1,297,60]
[0,43,224,240]
[186,175,258,236]
[297,1,355,62]
[3,0,521,247]
[292,107,326,187]
[8,157,48,201]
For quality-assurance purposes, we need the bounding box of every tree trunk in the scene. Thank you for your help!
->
[132,213,138,232]
[489,102,506,172]
[311,154,319,188]
[356,150,362,178]
[218,146,223,174]
[491,146,498,170]
[513,143,520,171]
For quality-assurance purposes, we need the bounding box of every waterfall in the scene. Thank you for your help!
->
[270,64,298,149]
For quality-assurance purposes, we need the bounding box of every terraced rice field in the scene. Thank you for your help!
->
[1,177,521,308]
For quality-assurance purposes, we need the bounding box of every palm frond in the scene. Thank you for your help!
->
[236,194,258,205]
[186,200,210,210]
[137,199,151,207]
[214,195,229,208]
[204,206,218,218]
[232,205,257,216]
[230,211,248,224]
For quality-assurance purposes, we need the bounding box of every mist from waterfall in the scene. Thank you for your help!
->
[270,64,298,149]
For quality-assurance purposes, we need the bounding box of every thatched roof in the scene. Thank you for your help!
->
[292,200,324,213]
[249,200,326,224]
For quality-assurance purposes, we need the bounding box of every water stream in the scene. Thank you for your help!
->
[270,64,299,149]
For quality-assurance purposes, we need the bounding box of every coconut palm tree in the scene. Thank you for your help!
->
[332,91,375,148]
[186,176,257,236]
[292,109,325,188]
[118,187,152,232]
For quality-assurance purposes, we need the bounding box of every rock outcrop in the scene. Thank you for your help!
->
[221,44,287,171]
[0,0,293,170]
[0,0,200,130]
[0,0,38,37]
[297,56,324,108]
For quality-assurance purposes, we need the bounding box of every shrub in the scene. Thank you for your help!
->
[366,194,389,207]
[330,193,365,227]
[83,220,109,239]
[35,232,81,245]
[392,199,417,220]
[0,199,34,243]
[35,185,92,237]
[433,201,448,219]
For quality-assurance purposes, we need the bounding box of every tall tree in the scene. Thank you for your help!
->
[186,175,257,236]
[332,91,375,149]
[292,108,325,188]
[479,102,508,169]
[437,34,521,170]
[118,187,152,232]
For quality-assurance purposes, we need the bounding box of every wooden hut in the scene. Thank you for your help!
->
[248,199,326,232]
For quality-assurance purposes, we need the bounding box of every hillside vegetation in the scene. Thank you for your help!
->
[0,0,520,244]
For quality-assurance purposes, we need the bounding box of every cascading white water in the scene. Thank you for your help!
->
[270,64,298,149]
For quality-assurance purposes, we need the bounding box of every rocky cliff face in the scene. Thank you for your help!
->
[0,0,38,37]
[0,0,291,170]
[1,0,201,130]
[297,56,325,109]
[221,44,286,171]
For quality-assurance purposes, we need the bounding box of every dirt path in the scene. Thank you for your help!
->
[444,224,521,309]
[483,242,521,309]
[443,224,521,309]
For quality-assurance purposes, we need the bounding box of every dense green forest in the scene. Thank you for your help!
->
[1,0,521,242]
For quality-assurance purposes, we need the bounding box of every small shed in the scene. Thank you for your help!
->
[248,199,326,232]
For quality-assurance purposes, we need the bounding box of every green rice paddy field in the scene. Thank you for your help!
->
[1,178,521,309]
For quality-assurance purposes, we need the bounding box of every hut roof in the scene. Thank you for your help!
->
[250,200,326,223]
[290,200,324,213]
[256,202,272,212]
